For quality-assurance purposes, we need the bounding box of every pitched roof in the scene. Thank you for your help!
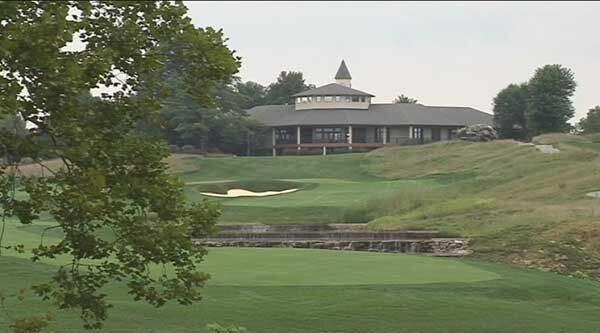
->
[292,83,375,97]
[335,60,352,80]
[246,103,493,127]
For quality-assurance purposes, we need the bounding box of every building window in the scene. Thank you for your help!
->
[335,96,341,102]
[316,96,322,102]
[352,96,360,102]
[296,97,301,104]
[412,127,424,140]
[314,127,343,143]
[360,96,366,102]
[307,96,312,102]
[324,96,333,102]
[345,96,352,102]
[276,128,295,144]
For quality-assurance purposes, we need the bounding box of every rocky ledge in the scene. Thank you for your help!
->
[194,224,470,257]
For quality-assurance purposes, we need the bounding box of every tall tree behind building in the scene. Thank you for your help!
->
[527,64,577,135]
[393,94,419,104]
[264,71,314,105]
[493,83,529,139]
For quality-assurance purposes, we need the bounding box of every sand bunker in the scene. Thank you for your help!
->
[535,145,560,154]
[200,188,299,198]
[586,191,600,198]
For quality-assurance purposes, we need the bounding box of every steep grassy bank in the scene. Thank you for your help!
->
[359,134,600,276]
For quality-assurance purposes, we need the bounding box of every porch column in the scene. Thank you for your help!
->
[348,125,353,150]
[409,126,413,139]
[382,126,387,144]
[322,146,327,156]
[272,127,276,157]
[297,126,301,151]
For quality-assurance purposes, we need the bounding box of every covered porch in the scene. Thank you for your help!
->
[270,125,458,156]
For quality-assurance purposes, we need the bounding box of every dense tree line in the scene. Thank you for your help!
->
[148,70,313,155]
[493,64,577,140]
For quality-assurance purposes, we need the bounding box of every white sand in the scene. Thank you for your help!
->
[535,145,560,154]
[200,188,299,198]
[586,191,600,198]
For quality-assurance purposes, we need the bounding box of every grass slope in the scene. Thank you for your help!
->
[173,134,600,275]
[4,135,600,331]
[3,242,600,332]
[179,154,434,224]
[362,134,600,276]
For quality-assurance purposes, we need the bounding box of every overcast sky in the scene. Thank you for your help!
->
[185,1,599,121]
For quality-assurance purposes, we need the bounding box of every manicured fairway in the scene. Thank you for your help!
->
[2,247,600,332]
[3,221,600,332]
[202,248,499,286]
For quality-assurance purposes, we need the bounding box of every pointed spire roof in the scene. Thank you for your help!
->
[334,60,352,80]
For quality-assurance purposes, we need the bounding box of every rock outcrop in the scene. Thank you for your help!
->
[457,124,498,142]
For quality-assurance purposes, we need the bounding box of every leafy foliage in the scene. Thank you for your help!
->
[578,106,600,134]
[393,94,418,104]
[264,71,314,105]
[235,81,266,109]
[0,1,238,329]
[147,69,313,155]
[160,80,266,154]
[493,83,529,139]
[526,64,577,135]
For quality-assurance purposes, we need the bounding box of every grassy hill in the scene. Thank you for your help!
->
[14,134,600,275]
[4,134,600,331]
[361,134,600,277]
[172,134,600,277]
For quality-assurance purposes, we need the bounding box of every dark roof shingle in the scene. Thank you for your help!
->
[246,103,492,127]
[292,83,375,97]
[334,60,352,80]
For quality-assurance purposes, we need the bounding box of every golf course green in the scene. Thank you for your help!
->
[4,137,600,332]
[3,213,600,332]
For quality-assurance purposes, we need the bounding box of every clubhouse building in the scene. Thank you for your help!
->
[246,61,493,155]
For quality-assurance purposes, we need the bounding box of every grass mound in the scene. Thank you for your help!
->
[192,180,316,194]
[360,135,600,276]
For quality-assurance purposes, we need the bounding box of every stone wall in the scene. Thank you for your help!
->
[194,224,470,257]
[194,238,470,257]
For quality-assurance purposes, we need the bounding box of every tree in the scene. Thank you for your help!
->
[0,1,239,329]
[493,83,529,139]
[527,64,577,135]
[0,113,27,136]
[236,80,266,109]
[578,106,600,134]
[393,94,418,104]
[264,71,313,105]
